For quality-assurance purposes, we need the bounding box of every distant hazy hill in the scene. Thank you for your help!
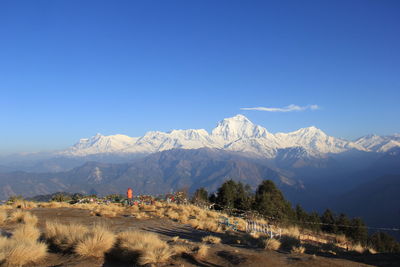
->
[334,174,400,239]
[0,148,295,199]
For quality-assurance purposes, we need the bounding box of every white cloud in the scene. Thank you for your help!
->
[241,104,320,112]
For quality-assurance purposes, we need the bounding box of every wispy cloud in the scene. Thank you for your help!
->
[241,104,320,112]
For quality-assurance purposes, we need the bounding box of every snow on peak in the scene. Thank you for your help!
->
[211,114,271,141]
[61,134,138,156]
[227,114,251,122]
[355,134,400,152]
[59,115,391,158]
[275,126,366,155]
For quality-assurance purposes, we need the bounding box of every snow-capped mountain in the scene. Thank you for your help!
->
[62,134,139,156]
[355,134,400,152]
[275,126,365,155]
[59,114,376,158]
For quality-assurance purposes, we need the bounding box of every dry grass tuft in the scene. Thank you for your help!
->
[38,201,71,209]
[169,236,180,243]
[0,236,8,248]
[75,225,116,258]
[0,224,47,267]
[141,205,156,212]
[172,244,190,255]
[283,226,300,238]
[201,235,221,244]
[8,210,38,225]
[134,212,149,219]
[165,210,180,221]
[127,205,139,213]
[139,245,174,265]
[12,224,41,242]
[0,224,47,266]
[291,246,306,254]
[193,244,209,259]
[335,234,347,244]
[0,239,47,267]
[280,235,301,251]
[263,238,281,250]
[349,243,365,254]
[116,230,174,265]
[0,210,7,224]
[44,221,89,251]
[11,200,37,209]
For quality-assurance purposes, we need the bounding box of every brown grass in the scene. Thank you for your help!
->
[291,245,306,254]
[172,244,190,255]
[44,221,89,251]
[335,234,347,244]
[8,210,38,225]
[169,236,180,243]
[165,209,180,221]
[0,239,47,267]
[263,238,281,250]
[193,244,209,259]
[127,205,140,213]
[12,224,41,242]
[349,243,365,254]
[280,235,301,251]
[0,236,8,248]
[0,210,7,224]
[201,235,221,244]
[283,226,300,238]
[75,225,116,258]
[116,230,174,265]
[11,200,37,209]
[38,201,71,209]
[0,224,47,266]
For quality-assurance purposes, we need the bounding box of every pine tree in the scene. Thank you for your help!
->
[192,187,208,203]
[369,232,400,253]
[307,211,322,232]
[320,209,337,233]
[347,218,368,245]
[336,213,351,236]
[234,182,253,211]
[215,180,240,209]
[215,180,253,211]
[295,204,308,224]
[253,180,293,221]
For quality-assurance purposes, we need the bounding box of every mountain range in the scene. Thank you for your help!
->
[59,114,398,159]
[0,114,399,232]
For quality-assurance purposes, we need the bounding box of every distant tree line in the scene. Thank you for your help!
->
[192,179,400,253]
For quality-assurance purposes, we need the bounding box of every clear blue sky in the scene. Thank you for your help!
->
[1,0,399,153]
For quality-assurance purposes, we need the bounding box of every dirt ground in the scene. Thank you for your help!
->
[3,207,399,267]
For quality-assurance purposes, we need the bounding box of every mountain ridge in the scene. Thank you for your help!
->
[59,114,379,158]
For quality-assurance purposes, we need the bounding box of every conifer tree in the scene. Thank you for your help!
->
[215,180,240,209]
[253,180,293,221]
[348,217,368,245]
[215,180,253,211]
[320,209,337,233]
[336,213,351,236]
[369,232,400,253]
[192,187,208,203]
[307,211,322,232]
[295,204,308,226]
